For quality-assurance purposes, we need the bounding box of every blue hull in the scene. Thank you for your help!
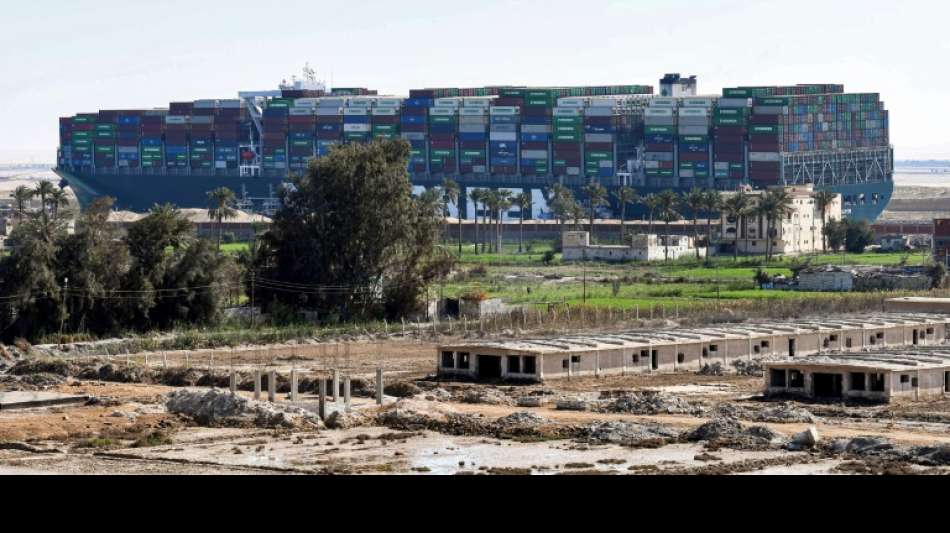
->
[56,169,894,222]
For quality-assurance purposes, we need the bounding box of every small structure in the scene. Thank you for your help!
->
[109,209,271,242]
[562,231,703,263]
[438,313,950,382]
[795,265,931,293]
[764,349,950,403]
[878,234,912,253]
[720,185,841,257]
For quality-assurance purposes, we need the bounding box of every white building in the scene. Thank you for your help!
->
[562,231,703,262]
[720,185,842,257]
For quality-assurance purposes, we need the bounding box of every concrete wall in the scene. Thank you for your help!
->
[798,272,854,292]
[886,298,950,314]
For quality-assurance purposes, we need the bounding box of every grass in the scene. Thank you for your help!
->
[131,431,174,448]
[220,242,251,255]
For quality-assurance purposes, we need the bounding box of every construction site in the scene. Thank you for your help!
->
[2,299,950,476]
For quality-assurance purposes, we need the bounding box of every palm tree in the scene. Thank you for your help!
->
[756,188,794,263]
[581,182,608,243]
[814,190,837,254]
[495,190,513,254]
[442,178,461,256]
[721,192,751,262]
[483,190,498,253]
[514,192,532,253]
[49,188,69,219]
[614,186,638,245]
[682,188,706,260]
[701,191,721,262]
[11,186,34,221]
[207,187,238,250]
[34,181,57,221]
[469,188,483,255]
[545,184,575,249]
[642,194,661,235]
[657,190,681,262]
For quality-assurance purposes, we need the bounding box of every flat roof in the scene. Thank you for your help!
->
[765,348,950,373]
[440,314,950,356]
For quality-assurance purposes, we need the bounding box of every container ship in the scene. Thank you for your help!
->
[55,71,893,221]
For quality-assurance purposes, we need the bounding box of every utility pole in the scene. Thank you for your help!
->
[60,277,68,348]
[250,270,256,329]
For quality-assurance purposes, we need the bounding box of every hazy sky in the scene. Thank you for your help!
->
[2,0,948,163]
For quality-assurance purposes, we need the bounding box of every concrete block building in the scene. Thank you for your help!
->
[438,314,950,382]
[562,231,703,263]
[764,349,950,402]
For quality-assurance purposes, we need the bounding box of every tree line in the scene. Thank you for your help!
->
[0,183,236,343]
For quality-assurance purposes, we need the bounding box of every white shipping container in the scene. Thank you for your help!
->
[521,125,551,134]
[567,168,581,176]
[316,108,343,116]
[459,124,487,133]
[585,134,614,143]
[753,106,786,115]
[319,98,347,107]
[679,126,710,135]
[460,108,487,116]
[718,98,751,108]
[583,107,615,117]
[343,108,368,116]
[376,98,402,108]
[679,108,709,117]
[463,98,492,109]
[165,116,187,125]
[429,107,457,116]
[194,100,217,109]
[749,152,781,162]
[371,108,398,116]
[219,100,242,109]
[714,163,729,170]
[490,132,517,142]
[557,97,588,108]
[472,165,487,173]
[645,108,674,117]
[343,124,371,133]
[347,99,374,108]
[491,124,517,133]
[191,116,212,124]
[290,108,315,116]
[644,161,660,169]
[589,98,618,108]
[680,170,695,178]
[522,150,548,159]
[554,108,582,117]
[401,132,426,141]
[599,161,613,169]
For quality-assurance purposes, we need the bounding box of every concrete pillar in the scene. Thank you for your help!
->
[344,377,352,413]
[230,370,237,394]
[290,370,299,402]
[332,369,340,402]
[376,368,384,406]
[268,370,277,403]
[318,379,327,420]
[253,370,262,401]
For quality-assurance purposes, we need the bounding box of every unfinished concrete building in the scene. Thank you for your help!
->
[764,348,950,403]
[437,314,950,382]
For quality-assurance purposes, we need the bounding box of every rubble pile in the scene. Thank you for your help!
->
[583,422,679,448]
[715,402,816,424]
[733,360,765,377]
[698,363,725,376]
[166,389,323,429]
[685,415,782,449]
[595,391,706,416]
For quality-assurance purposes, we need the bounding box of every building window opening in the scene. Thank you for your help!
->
[571,356,582,365]
[851,373,867,392]
[754,345,761,354]
[771,369,787,388]
[677,353,685,365]
[562,359,569,370]
[876,333,885,340]
[651,350,659,371]
[441,351,455,369]
[869,336,877,346]
[912,378,920,388]
[901,375,910,385]
[761,341,770,349]
[823,338,831,349]
[523,357,537,375]
[508,356,521,374]
[928,328,935,336]
[846,338,853,348]
[789,370,805,389]
[709,345,719,353]
[830,334,839,342]
[702,348,709,358]
[458,353,471,370]
[870,374,886,392]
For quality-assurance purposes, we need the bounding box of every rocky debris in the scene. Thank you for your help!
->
[825,436,950,469]
[831,436,894,456]
[595,391,706,416]
[516,396,545,408]
[96,364,151,384]
[714,402,816,424]
[684,415,782,449]
[9,359,77,378]
[788,427,821,451]
[384,382,422,398]
[908,446,950,467]
[377,400,574,441]
[556,398,589,411]
[495,412,550,429]
[166,389,323,429]
[733,360,764,377]
[698,363,725,377]
[324,411,372,430]
[460,388,513,406]
[583,422,678,448]
[423,388,453,402]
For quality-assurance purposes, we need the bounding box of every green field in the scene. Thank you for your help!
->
[437,245,935,312]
